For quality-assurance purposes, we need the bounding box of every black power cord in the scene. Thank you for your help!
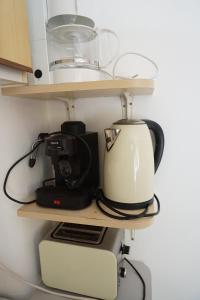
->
[62,133,93,190]
[96,190,160,220]
[3,141,44,205]
[124,257,146,300]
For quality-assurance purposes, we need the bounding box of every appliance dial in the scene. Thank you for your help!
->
[34,69,43,78]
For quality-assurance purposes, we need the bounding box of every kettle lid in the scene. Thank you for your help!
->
[113,119,145,125]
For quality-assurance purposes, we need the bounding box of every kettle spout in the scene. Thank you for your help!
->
[104,128,121,151]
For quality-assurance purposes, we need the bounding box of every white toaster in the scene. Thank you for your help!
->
[39,223,123,300]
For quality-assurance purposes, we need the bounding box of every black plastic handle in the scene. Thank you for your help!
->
[143,119,165,173]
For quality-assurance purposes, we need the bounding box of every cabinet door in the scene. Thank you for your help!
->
[0,0,32,73]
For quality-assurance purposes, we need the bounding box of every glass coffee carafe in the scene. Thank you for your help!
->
[47,14,119,82]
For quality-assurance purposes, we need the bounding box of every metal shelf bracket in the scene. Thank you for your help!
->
[120,92,134,120]
[55,97,76,120]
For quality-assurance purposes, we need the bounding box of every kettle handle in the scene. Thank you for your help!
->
[143,119,165,173]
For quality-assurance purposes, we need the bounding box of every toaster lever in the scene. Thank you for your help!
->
[120,267,127,278]
[121,244,130,255]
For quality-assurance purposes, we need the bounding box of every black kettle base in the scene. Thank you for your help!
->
[100,195,154,210]
[96,189,160,220]
[36,186,94,210]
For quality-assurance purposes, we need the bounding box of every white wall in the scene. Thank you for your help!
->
[46,1,200,300]
[0,95,51,299]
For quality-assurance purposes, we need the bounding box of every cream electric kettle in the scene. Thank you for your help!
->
[97,119,164,219]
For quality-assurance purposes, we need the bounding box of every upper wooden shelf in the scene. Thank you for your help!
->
[18,201,155,229]
[1,79,154,99]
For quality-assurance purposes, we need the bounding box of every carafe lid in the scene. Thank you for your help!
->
[47,14,95,30]
[114,119,145,125]
[47,14,97,43]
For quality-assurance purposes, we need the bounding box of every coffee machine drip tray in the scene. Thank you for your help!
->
[51,222,106,245]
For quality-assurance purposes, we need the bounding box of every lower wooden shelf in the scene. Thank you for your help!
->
[18,201,155,229]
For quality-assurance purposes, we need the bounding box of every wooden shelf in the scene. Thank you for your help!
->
[18,201,155,229]
[1,79,154,99]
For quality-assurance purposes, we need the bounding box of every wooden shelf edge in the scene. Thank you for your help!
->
[1,79,154,99]
[17,202,155,230]
[0,57,33,73]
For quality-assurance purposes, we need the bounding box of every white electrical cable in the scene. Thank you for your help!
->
[112,52,159,80]
[95,69,113,79]
[0,262,97,300]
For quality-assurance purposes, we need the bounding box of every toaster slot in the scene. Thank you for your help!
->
[51,222,106,245]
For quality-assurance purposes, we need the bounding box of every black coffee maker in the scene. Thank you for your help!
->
[36,121,99,210]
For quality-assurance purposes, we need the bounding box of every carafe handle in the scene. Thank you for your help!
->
[97,28,120,69]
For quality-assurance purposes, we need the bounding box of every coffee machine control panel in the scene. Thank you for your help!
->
[46,135,75,156]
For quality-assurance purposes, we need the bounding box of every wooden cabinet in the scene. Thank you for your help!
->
[0,0,32,73]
